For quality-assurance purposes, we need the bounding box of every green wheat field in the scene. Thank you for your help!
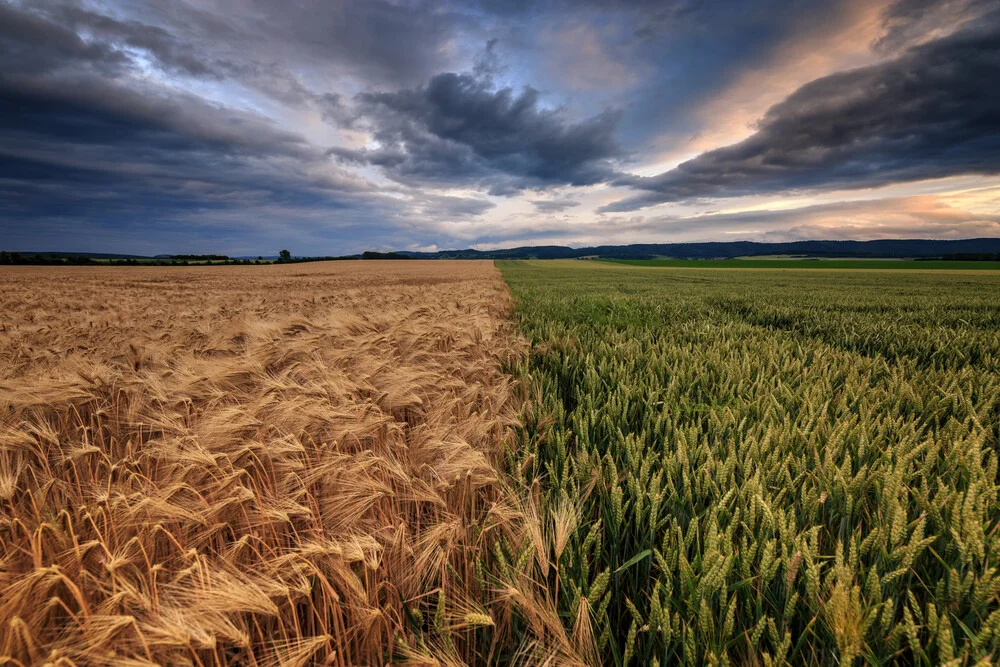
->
[496,259,1000,666]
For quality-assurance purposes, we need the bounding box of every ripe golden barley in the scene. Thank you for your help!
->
[0,261,569,666]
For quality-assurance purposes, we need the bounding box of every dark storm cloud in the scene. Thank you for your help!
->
[34,2,216,77]
[333,73,623,195]
[1,75,312,158]
[8,0,477,107]
[102,0,474,88]
[0,2,298,156]
[0,0,243,84]
[0,65,331,214]
[0,1,403,254]
[602,14,1000,212]
[0,2,126,76]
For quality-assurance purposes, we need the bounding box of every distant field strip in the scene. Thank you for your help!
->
[601,258,1000,270]
[498,259,1000,665]
[0,261,543,665]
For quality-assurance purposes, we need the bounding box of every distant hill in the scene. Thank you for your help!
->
[11,239,1000,263]
[397,238,1000,260]
[362,251,412,259]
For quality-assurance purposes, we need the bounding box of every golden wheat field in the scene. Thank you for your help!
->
[0,260,563,667]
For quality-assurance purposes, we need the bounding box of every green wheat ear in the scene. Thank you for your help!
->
[495,259,1000,665]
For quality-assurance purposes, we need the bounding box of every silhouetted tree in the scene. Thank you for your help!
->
[278,249,292,263]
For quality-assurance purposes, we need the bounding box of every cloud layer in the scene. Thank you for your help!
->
[603,11,1000,211]
[1,0,998,253]
[334,73,623,195]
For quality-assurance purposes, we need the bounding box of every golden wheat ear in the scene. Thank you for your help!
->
[0,260,546,666]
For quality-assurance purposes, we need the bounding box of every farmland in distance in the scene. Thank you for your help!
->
[498,259,1000,665]
[600,258,1000,271]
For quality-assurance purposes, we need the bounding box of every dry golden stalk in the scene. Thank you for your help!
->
[0,260,536,665]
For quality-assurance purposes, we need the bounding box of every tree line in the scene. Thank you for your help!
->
[0,252,268,266]
[1,249,414,266]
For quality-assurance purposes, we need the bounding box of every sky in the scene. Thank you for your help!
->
[1,0,999,256]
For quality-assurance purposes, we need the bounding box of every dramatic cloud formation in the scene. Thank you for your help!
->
[603,11,1000,211]
[333,73,623,195]
[1,0,998,253]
